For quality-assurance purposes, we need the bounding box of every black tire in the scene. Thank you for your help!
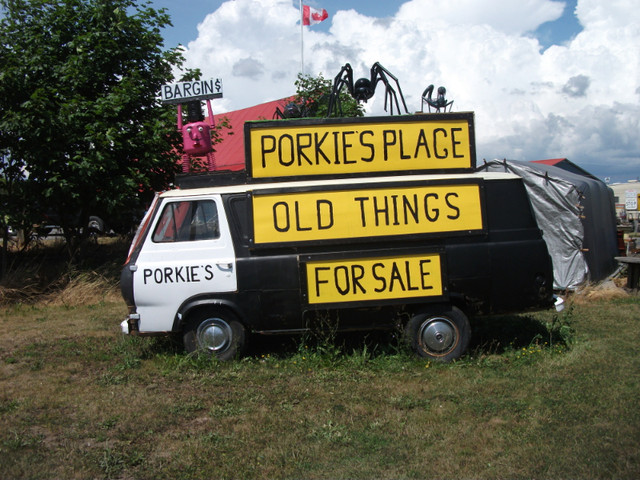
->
[183,309,247,361]
[88,216,105,235]
[405,305,470,362]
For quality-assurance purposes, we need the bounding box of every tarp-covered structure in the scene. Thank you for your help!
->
[478,159,618,290]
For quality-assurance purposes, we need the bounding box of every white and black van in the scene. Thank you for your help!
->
[120,114,555,361]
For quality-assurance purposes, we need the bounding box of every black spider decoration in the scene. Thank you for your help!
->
[273,96,323,119]
[421,84,453,113]
[326,62,409,117]
[273,101,303,119]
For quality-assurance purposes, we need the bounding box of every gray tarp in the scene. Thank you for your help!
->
[478,160,618,290]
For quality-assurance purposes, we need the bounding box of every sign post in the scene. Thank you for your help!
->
[625,190,638,211]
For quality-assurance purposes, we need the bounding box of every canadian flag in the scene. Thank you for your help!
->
[302,5,329,26]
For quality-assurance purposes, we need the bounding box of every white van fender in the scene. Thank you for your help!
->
[173,296,246,332]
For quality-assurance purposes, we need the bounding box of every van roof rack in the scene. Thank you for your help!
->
[175,170,249,189]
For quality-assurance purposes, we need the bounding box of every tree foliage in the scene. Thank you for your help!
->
[286,72,364,118]
[0,0,186,253]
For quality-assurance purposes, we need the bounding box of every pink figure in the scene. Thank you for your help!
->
[178,99,217,173]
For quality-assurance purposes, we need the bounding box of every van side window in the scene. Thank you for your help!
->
[152,200,220,242]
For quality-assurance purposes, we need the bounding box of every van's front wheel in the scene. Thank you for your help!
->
[183,310,246,361]
[406,306,470,362]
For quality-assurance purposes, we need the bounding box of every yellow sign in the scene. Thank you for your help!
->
[252,182,483,245]
[246,114,475,178]
[305,253,443,304]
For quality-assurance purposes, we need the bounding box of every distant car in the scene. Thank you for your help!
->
[35,212,107,237]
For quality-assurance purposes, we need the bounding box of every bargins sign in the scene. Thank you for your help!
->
[160,79,223,104]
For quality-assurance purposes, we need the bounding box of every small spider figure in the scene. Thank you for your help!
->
[273,96,325,119]
[327,62,409,117]
[421,84,454,113]
[178,99,217,173]
[273,102,302,119]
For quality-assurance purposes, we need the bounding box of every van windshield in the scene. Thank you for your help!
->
[152,200,220,242]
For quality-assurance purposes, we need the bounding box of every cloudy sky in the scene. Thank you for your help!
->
[152,0,639,183]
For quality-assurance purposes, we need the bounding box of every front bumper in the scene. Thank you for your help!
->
[121,314,140,334]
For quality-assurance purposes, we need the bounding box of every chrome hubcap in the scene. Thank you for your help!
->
[419,317,457,354]
[197,318,233,352]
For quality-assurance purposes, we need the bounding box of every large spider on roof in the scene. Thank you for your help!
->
[421,84,453,113]
[326,62,409,117]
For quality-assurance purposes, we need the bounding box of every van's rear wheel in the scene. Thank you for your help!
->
[183,310,246,361]
[405,306,470,362]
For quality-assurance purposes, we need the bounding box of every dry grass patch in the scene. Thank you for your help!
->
[570,279,630,303]
[43,271,121,307]
[1,236,128,306]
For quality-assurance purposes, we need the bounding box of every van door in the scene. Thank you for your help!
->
[131,194,237,333]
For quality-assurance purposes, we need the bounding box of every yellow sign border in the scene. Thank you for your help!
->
[245,113,476,179]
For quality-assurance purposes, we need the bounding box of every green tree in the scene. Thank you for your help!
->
[0,0,185,256]
[287,73,364,118]
[0,149,28,277]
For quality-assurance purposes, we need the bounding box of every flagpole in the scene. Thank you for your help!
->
[300,0,304,75]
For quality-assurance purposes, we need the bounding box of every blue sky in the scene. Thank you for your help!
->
[532,0,581,48]
[155,0,582,51]
[150,0,638,184]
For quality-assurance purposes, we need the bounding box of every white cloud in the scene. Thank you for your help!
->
[183,0,640,181]
[184,0,303,111]
[231,57,265,79]
[395,0,565,35]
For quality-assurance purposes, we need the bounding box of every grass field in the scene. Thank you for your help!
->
[1,246,639,478]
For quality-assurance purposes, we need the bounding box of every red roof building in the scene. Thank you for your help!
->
[530,158,601,181]
[201,97,294,171]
